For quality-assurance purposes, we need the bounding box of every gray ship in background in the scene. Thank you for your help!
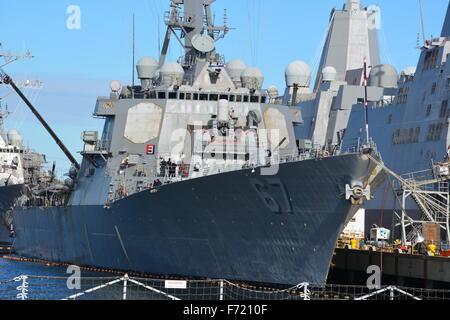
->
[0,49,48,244]
[295,0,450,243]
[3,0,384,285]
[0,105,48,244]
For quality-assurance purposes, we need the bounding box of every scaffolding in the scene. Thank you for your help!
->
[367,154,450,246]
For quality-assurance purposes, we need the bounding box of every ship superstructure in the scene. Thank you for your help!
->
[6,0,384,285]
[294,0,450,243]
[0,46,48,243]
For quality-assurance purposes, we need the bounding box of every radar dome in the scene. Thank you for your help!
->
[241,67,264,90]
[322,66,337,82]
[7,129,23,147]
[226,59,247,83]
[136,56,159,79]
[160,62,185,87]
[267,85,279,99]
[369,64,398,88]
[110,80,122,92]
[285,61,311,87]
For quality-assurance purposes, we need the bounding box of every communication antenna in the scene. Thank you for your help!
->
[132,13,136,98]
[0,43,34,68]
[419,0,427,45]
[363,58,370,145]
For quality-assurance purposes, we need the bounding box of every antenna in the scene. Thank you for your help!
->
[132,13,136,98]
[419,0,426,45]
[363,58,370,145]
[0,43,34,68]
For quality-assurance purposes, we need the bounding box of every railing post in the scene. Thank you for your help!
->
[123,274,128,300]
[219,280,224,301]
[14,275,28,300]
[389,286,394,301]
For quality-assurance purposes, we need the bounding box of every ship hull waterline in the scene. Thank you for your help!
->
[12,152,381,285]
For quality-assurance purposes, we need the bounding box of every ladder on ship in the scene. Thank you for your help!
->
[366,154,450,245]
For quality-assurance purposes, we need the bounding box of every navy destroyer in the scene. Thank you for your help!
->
[0,47,48,244]
[295,0,450,245]
[2,0,384,285]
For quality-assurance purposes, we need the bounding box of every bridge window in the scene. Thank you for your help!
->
[158,92,166,99]
[439,100,448,118]
[426,104,432,116]
[414,127,421,143]
[431,82,437,94]
[397,87,410,104]
[423,49,439,70]
[168,92,177,99]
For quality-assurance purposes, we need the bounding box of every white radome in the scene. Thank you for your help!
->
[226,59,247,82]
[241,67,264,90]
[110,80,122,92]
[136,56,159,79]
[267,85,279,99]
[160,62,185,86]
[322,66,337,82]
[369,64,398,88]
[285,61,311,87]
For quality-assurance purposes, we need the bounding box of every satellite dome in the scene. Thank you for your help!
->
[368,64,398,88]
[241,67,264,90]
[226,59,247,83]
[267,85,279,99]
[285,61,311,87]
[136,56,159,79]
[401,66,416,77]
[322,66,337,82]
[7,129,23,147]
[110,80,122,92]
[160,62,185,87]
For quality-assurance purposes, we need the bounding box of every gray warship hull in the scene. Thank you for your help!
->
[12,152,380,285]
[0,184,23,244]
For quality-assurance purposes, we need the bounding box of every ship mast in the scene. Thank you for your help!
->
[0,42,34,68]
[160,0,230,68]
[0,44,36,144]
[0,101,10,143]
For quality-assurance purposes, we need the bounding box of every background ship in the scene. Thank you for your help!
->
[295,0,450,245]
[4,0,384,285]
[0,47,48,244]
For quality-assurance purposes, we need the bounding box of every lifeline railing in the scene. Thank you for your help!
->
[1,275,450,300]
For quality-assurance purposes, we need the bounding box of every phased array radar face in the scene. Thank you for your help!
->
[124,102,163,144]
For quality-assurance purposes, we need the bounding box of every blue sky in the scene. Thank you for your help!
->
[0,0,448,175]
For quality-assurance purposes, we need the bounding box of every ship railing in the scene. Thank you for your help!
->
[164,11,194,27]
[338,137,379,155]
[1,274,450,300]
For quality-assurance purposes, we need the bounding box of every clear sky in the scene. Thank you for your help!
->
[0,0,448,176]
